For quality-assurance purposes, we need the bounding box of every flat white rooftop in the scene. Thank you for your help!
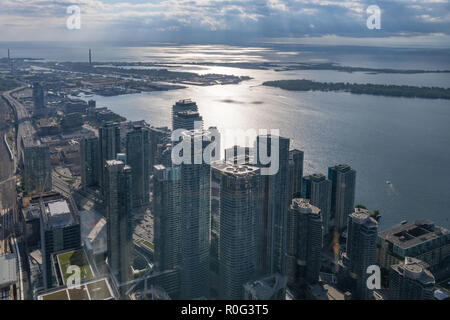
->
[0,254,17,288]
[48,200,70,216]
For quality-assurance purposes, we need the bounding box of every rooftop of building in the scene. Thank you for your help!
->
[179,128,219,146]
[101,121,119,128]
[48,200,70,216]
[116,153,127,162]
[22,135,41,148]
[26,193,75,229]
[29,249,42,265]
[37,277,114,300]
[56,249,94,286]
[348,208,378,229]
[256,134,289,142]
[80,210,107,254]
[329,163,352,172]
[392,257,435,285]
[23,205,41,222]
[153,164,166,171]
[66,99,87,106]
[149,126,171,134]
[224,146,254,164]
[174,99,196,106]
[0,254,17,288]
[153,164,180,181]
[88,220,106,245]
[212,161,260,178]
[305,173,327,182]
[434,288,450,300]
[289,149,304,156]
[291,198,321,215]
[40,198,76,229]
[105,159,124,166]
[379,219,450,249]
[244,274,286,300]
[38,118,58,127]
[308,282,346,300]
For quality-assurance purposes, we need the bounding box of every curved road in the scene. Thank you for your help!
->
[0,93,17,243]
[2,86,35,167]
[1,87,34,299]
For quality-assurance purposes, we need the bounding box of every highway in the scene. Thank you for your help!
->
[2,86,36,166]
[0,96,17,241]
[0,86,37,237]
[0,88,28,300]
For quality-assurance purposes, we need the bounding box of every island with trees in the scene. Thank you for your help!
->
[263,79,450,100]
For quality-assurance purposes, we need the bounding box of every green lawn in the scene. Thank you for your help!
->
[142,240,154,251]
[135,239,154,251]
[41,289,69,300]
[57,250,94,285]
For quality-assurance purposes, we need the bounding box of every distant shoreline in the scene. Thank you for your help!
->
[186,61,450,74]
[263,79,450,100]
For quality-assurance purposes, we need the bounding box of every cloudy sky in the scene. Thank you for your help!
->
[1,0,449,46]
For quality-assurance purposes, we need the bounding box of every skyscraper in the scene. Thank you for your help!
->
[40,198,80,289]
[88,99,96,109]
[255,135,290,276]
[211,162,261,300]
[210,162,222,298]
[80,137,101,189]
[99,122,121,191]
[104,159,133,287]
[341,208,378,300]
[286,198,323,287]
[302,173,332,236]
[153,164,182,272]
[288,149,304,200]
[178,128,219,299]
[389,257,435,300]
[328,164,356,232]
[126,125,150,207]
[148,126,171,169]
[172,99,202,131]
[23,143,52,194]
[32,82,45,110]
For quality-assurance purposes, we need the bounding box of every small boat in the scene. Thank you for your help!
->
[386,181,391,185]
[400,220,408,225]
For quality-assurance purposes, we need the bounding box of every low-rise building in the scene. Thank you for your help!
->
[377,220,450,274]
[389,257,435,300]
[243,274,287,300]
[0,254,17,291]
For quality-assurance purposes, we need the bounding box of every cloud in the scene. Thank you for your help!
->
[0,0,449,44]
[267,0,288,11]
